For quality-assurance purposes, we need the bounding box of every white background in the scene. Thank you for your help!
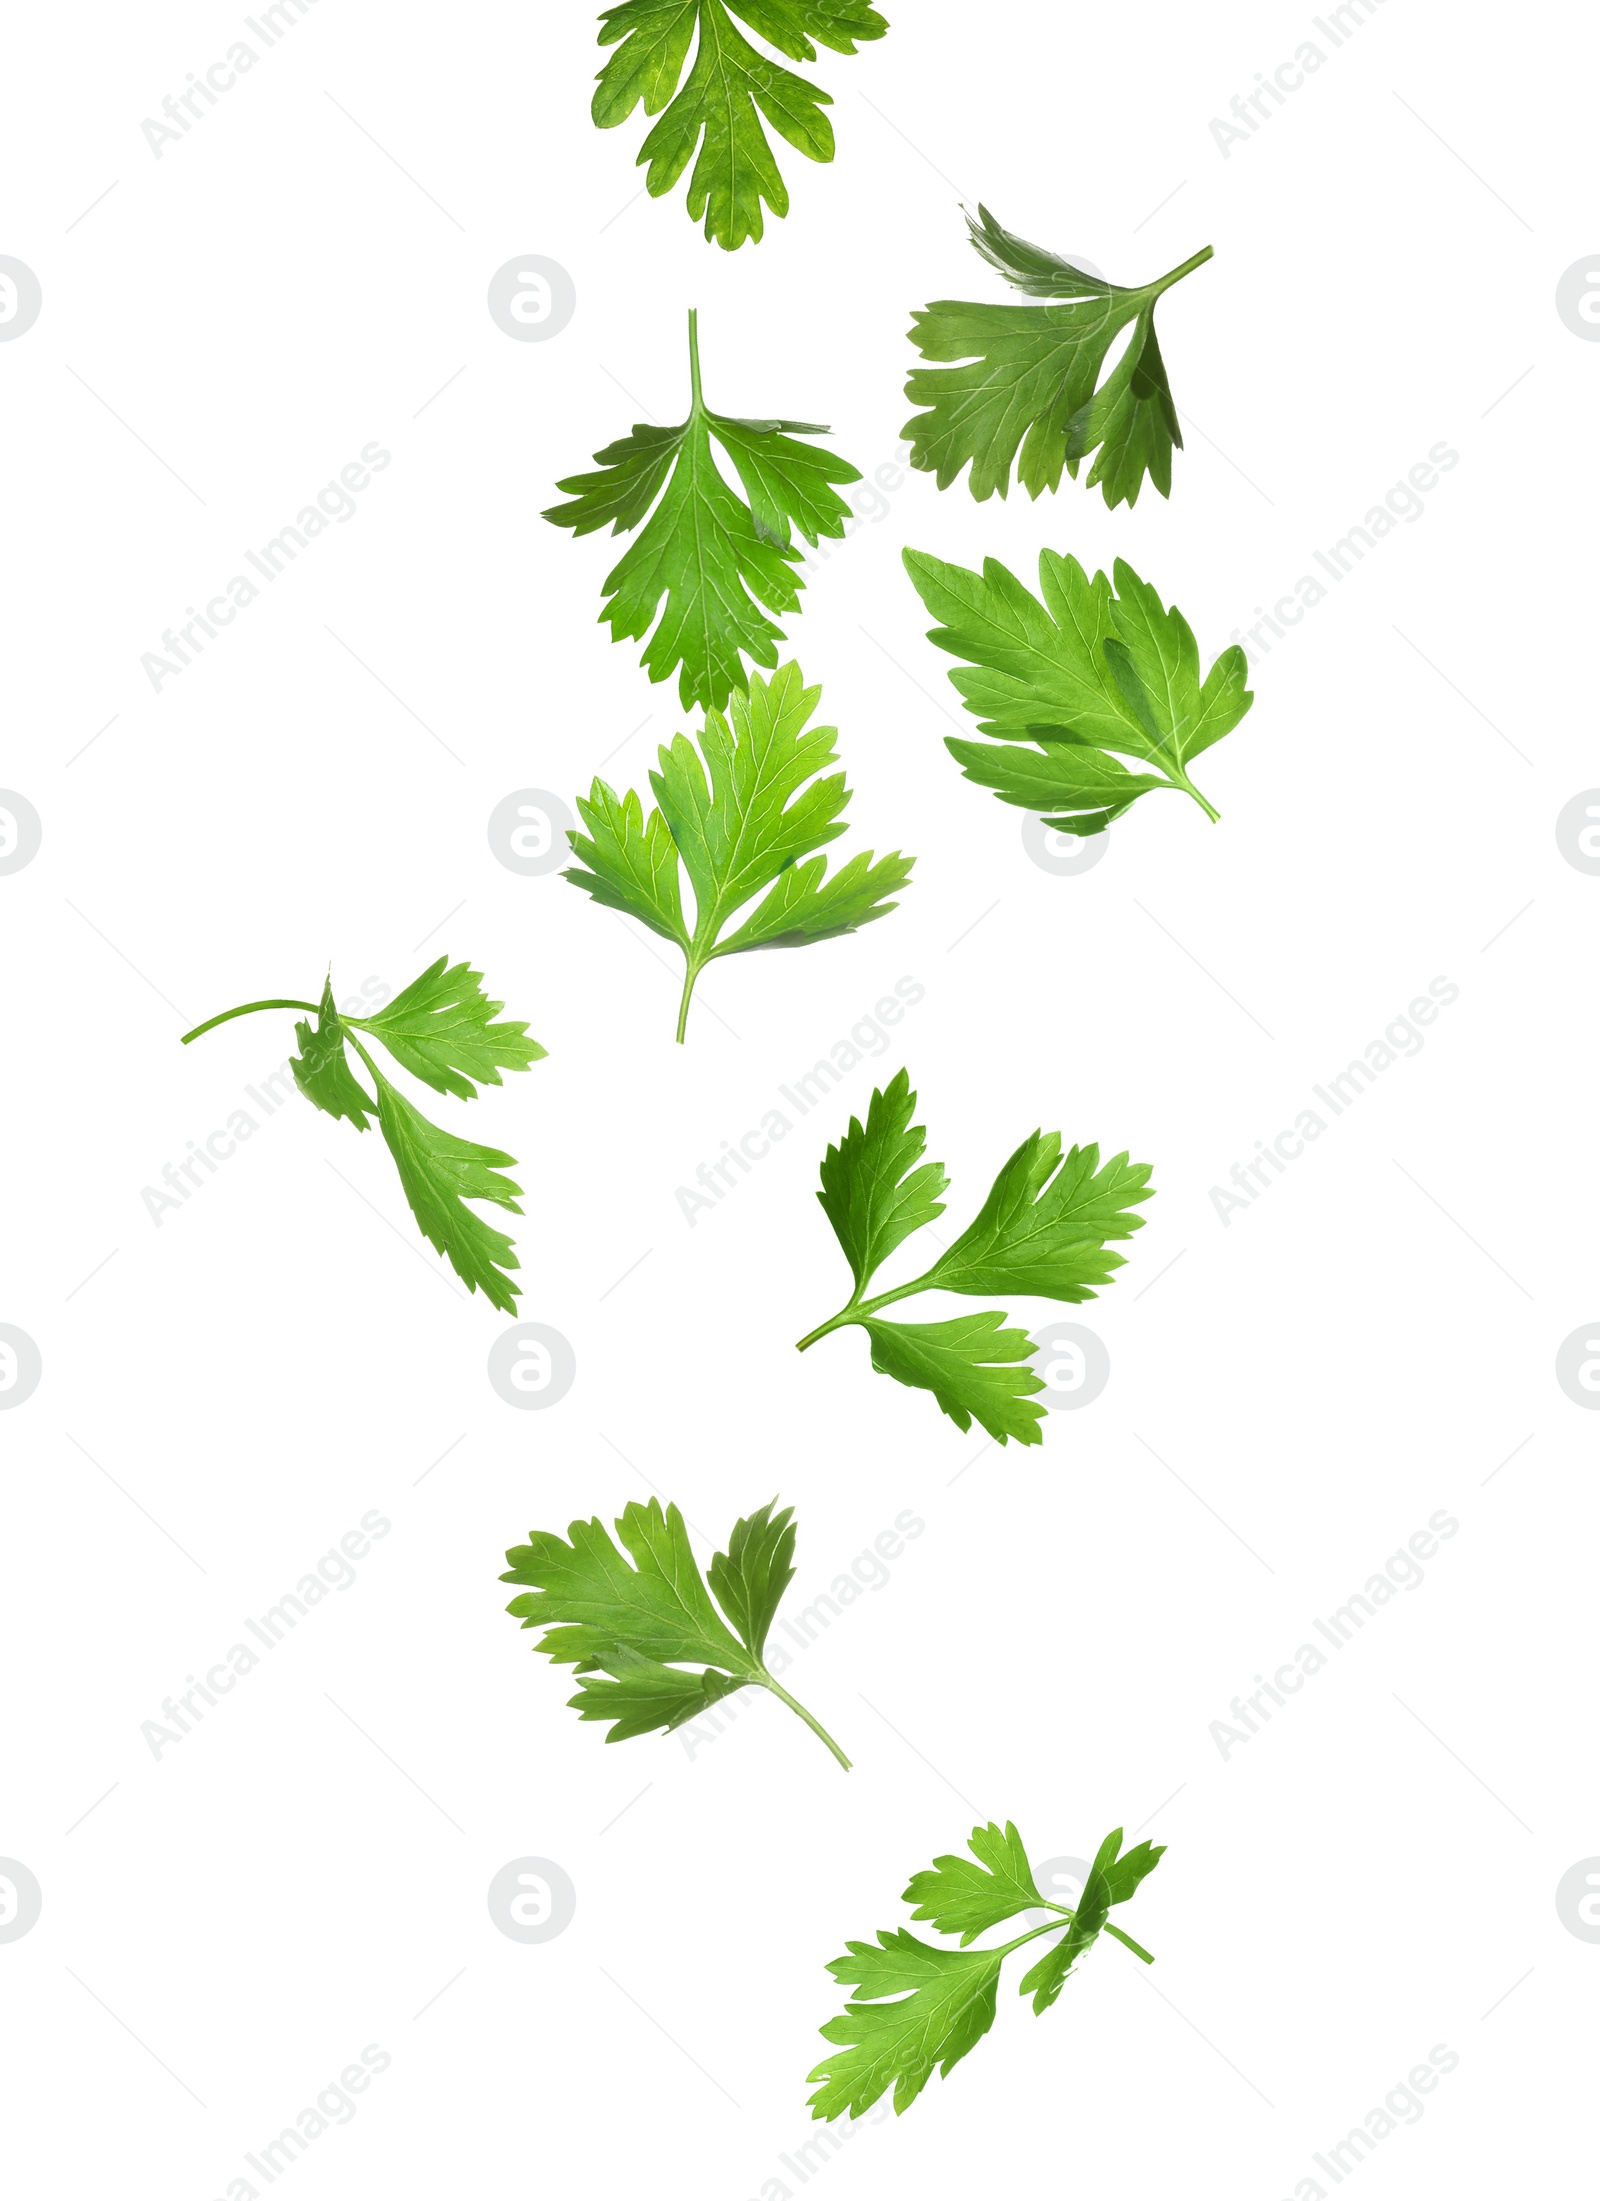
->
[2,1,1596,2195]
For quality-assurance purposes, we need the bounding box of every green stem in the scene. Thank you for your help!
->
[794,1266,956,1352]
[342,1030,386,1094]
[1104,1921,1156,1964]
[995,1910,1078,1958]
[180,998,319,1045]
[993,1909,1153,1966]
[1176,776,1221,824]
[1150,244,1214,296]
[759,1673,851,1771]
[674,956,703,1045]
[687,306,703,412]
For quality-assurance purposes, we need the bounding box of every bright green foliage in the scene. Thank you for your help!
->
[566,662,912,1040]
[808,1820,1164,2120]
[592,0,889,250]
[501,1497,851,1767]
[798,1071,1152,1444]
[903,545,1253,836]
[904,1818,1044,1943]
[904,205,1214,509]
[180,959,543,1313]
[545,312,860,710]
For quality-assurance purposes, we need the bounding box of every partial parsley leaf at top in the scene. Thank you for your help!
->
[500,1496,850,1766]
[545,312,860,711]
[593,0,889,251]
[800,1073,1153,1446]
[566,663,913,1040]
[905,204,1214,509]
[903,545,1253,836]
[351,957,546,1100]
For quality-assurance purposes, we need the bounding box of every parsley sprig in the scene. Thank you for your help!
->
[502,1496,851,1769]
[905,204,1213,510]
[798,1070,1153,1444]
[566,662,912,1041]
[545,311,860,712]
[592,0,889,250]
[903,545,1253,837]
[180,957,543,1312]
[808,1820,1165,2120]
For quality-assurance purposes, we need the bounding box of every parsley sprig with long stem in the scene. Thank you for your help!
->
[181,957,544,1312]
[808,1820,1164,2120]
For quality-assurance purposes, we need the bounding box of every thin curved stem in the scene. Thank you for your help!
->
[759,1673,851,1771]
[180,998,319,1045]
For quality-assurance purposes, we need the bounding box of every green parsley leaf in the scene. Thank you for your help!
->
[904,1819,1045,1945]
[807,1819,1164,2120]
[566,661,913,1040]
[501,1496,851,1768]
[180,958,543,1313]
[369,1070,524,1314]
[705,1496,797,1662]
[811,1932,1005,2119]
[1017,1827,1164,2015]
[593,0,889,251]
[356,958,545,1099]
[545,311,861,711]
[903,544,1253,835]
[798,1070,1153,1444]
[290,980,377,1130]
[904,205,1213,509]
[857,1312,1043,1447]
